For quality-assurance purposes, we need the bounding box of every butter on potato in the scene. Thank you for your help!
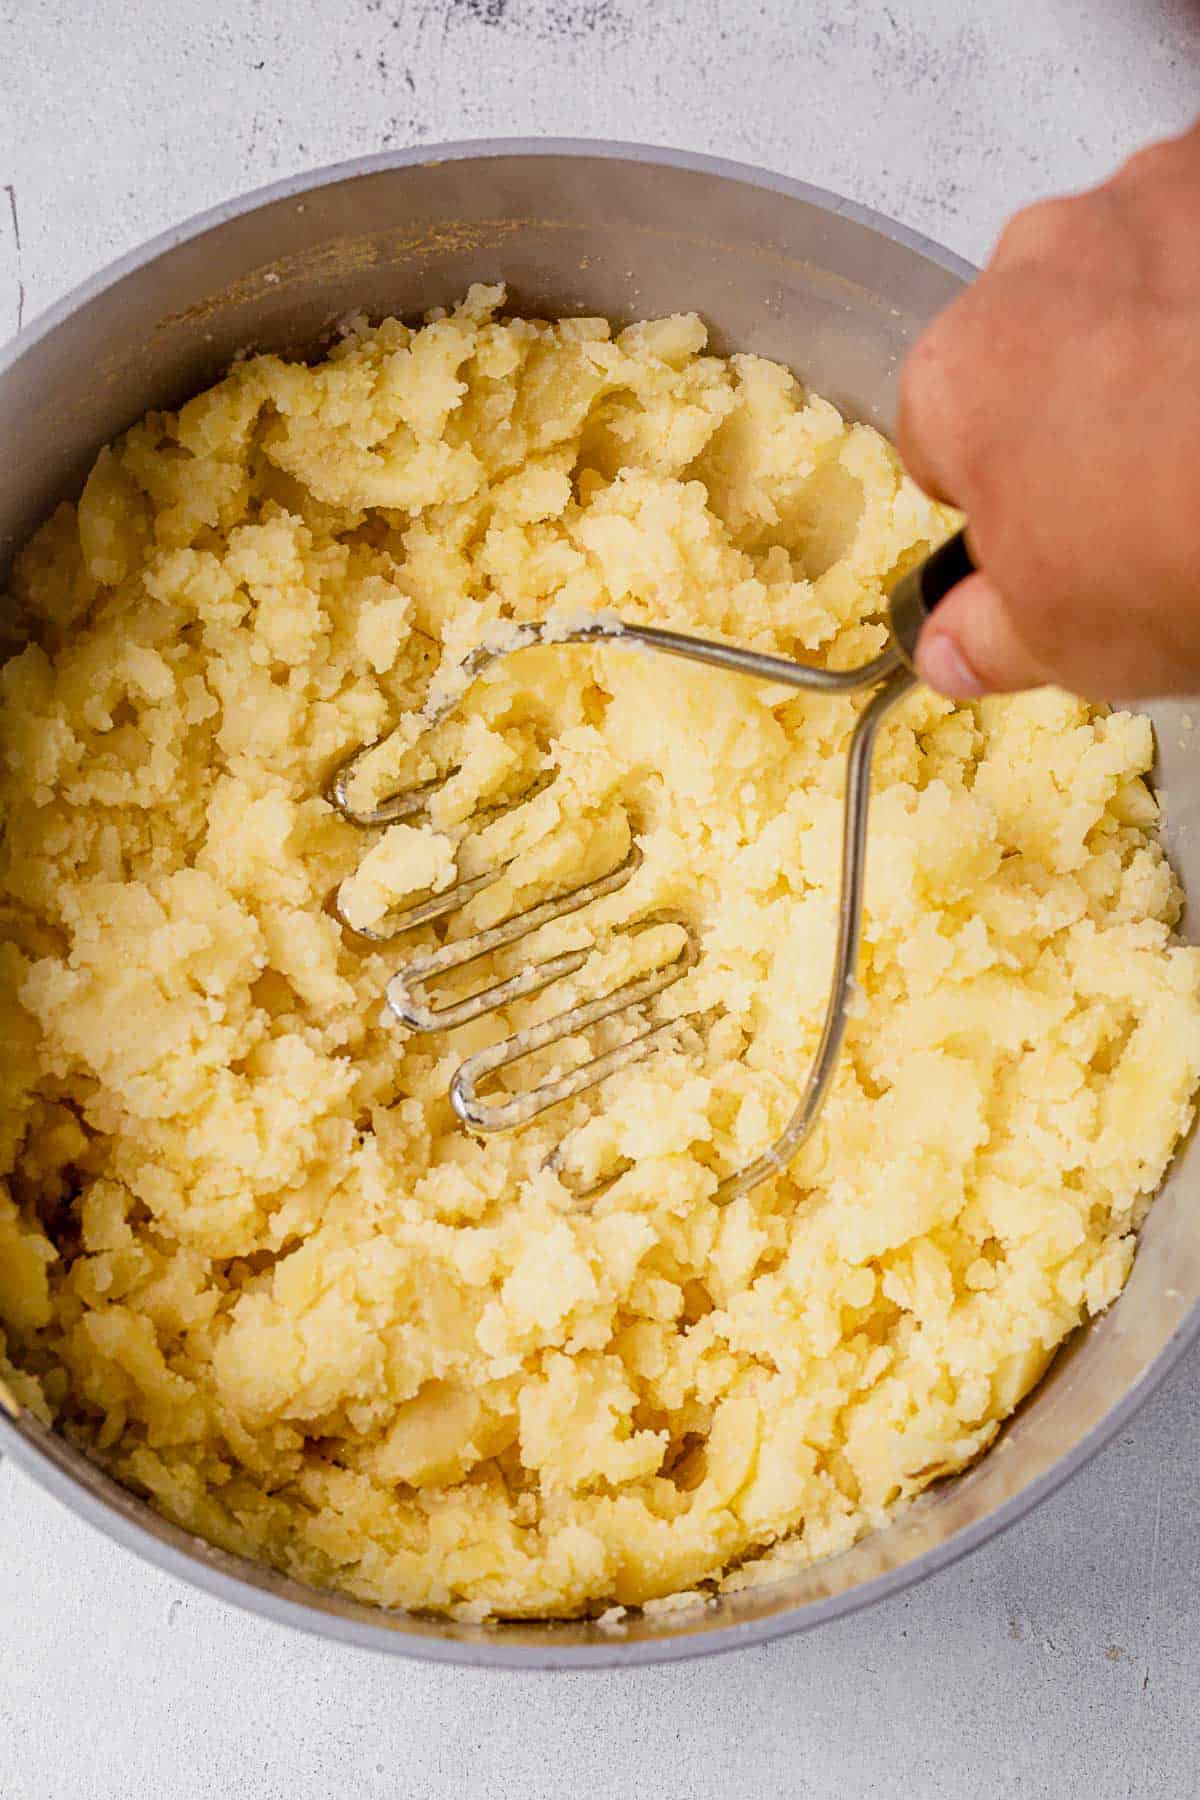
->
[1,284,1198,1618]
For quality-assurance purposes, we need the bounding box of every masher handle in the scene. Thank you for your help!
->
[889,528,976,668]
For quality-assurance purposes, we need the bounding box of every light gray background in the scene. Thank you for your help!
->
[1,2,1198,1796]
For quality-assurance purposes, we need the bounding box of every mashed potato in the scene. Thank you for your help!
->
[2,284,1199,1618]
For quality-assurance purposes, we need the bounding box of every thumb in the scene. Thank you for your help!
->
[914,571,1049,698]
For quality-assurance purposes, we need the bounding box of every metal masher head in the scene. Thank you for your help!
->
[326,530,974,1203]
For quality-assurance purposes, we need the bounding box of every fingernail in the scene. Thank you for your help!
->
[916,632,986,698]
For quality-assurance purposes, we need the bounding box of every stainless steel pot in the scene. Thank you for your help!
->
[1,141,1196,1669]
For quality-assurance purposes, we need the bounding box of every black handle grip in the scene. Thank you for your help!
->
[889,528,976,669]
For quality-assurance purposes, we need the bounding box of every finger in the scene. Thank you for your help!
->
[895,277,1010,508]
[914,571,1049,698]
[895,329,966,506]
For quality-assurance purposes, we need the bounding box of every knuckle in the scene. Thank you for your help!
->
[994,191,1128,286]
[993,198,1071,264]
[1117,133,1186,186]
[1105,138,1200,292]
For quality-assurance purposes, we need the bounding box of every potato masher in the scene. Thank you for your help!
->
[328,529,975,1202]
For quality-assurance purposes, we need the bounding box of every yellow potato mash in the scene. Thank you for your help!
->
[2,285,1198,1619]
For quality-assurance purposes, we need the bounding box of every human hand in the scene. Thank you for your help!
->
[897,119,1200,700]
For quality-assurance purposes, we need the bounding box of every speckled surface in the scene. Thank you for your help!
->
[2,2,1199,1795]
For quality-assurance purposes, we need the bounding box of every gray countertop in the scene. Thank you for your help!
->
[1,3,1198,1795]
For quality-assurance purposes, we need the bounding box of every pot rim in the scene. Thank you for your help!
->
[0,136,978,375]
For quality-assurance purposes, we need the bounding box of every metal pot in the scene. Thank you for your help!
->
[1,141,1195,1669]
